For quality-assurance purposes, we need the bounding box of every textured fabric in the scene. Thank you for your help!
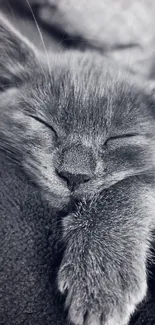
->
[0,153,67,325]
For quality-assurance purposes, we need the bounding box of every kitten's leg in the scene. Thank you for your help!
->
[58,175,155,325]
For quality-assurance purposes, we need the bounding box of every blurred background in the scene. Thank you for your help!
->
[1,0,155,81]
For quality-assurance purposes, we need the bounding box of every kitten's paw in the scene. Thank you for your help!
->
[58,262,147,325]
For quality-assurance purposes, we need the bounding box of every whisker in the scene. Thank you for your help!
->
[25,0,51,77]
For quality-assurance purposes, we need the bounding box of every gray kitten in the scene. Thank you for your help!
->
[1,14,155,325]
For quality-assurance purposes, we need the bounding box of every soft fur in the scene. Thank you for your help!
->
[1,14,155,325]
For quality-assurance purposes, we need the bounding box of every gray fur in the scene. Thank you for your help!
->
[1,14,155,325]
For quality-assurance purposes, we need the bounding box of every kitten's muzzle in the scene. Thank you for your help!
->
[57,170,91,191]
[56,144,96,191]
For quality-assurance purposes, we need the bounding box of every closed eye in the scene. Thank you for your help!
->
[0,77,13,92]
[105,133,138,145]
[28,114,57,138]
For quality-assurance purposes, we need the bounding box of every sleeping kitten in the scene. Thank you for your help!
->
[1,14,155,325]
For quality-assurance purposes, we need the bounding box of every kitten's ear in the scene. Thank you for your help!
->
[0,14,37,90]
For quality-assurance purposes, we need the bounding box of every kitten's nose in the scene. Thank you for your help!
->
[57,144,96,191]
[58,170,91,190]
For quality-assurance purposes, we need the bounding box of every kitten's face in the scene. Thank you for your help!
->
[1,15,155,208]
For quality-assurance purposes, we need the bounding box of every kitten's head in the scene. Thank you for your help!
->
[1,14,155,208]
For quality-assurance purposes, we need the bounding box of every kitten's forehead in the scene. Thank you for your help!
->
[23,52,154,137]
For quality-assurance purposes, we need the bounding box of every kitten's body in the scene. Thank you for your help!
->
[1,14,155,325]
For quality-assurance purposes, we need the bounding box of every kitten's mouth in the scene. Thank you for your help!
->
[72,181,100,198]
[72,168,151,199]
[72,174,122,198]
[68,179,90,193]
